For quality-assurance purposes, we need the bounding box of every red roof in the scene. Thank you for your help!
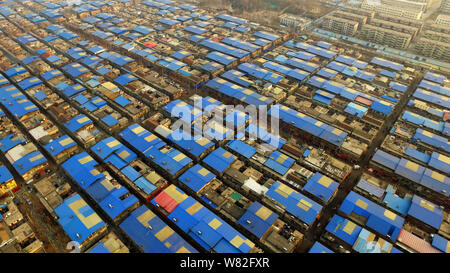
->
[153,191,179,213]
[144,42,157,49]
[355,96,373,106]
[397,229,442,253]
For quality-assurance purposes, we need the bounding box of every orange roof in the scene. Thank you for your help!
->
[144,42,157,49]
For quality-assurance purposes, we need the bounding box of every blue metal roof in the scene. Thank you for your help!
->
[404,147,431,164]
[102,115,119,128]
[266,181,322,225]
[327,61,347,72]
[253,31,279,41]
[188,34,205,43]
[221,38,260,53]
[428,152,450,175]
[353,228,401,253]
[225,110,250,128]
[382,192,411,216]
[13,151,47,175]
[221,70,253,87]
[371,57,403,71]
[17,35,38,45]
[171,50,192,61]
[339,191,404,240]
[355,179,385,199]
[0,75,9,86]
[202,147,236,174]
[167,129,213,158]
[200,39,249,59]
[287,58,318,73]
[120,205,197,253]
[424,72,446,85]
[413,128,450,153]
[158,18,180,26]
[178,164,216,193]
[41,69,63,81]
[371,149,400,170]
[193,96,224,115]
[245,124,286,149]
[65,115,92,132]
[316,41,331,49]
[98,186,139,220]
[238,202,278,238]
[264,150,295,175]
[303,173,338,203]
[317,68,337,79]
[380,69,397,78]
[55,194,105,244]
[202,61,224,73]
[308,242,334,253]
[344,102,368,118]
[114,73,137,86]
[269,104,347,147]
[184,25,207,35]
[226,139,256,159]
[419,80,450,97]
[206,51,236,66]
[119,124,163,155]
[371,99,393,115]
[62,152,138,220]
[0,133,26,153]
[216,14,247,25]
[62,84,85,98]
[419,168,450,197]
[44,135,76,157]
[5,66,27,78]
[325,215,362,246]
[167,196,255,253]
[0,165,13,184]
[313,90,334,105]
[66,47,88,60]
[287,50,315,61]
[61,153,104,190]
[407,195,443,230]
[91,136,136,163]
[431,234,449,253]
[62,63,89,78]
[146,144,192,177]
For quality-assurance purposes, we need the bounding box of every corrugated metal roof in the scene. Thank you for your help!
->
[152,184,189,213]
[432,234,449,253]
[226,139,257,159]
[339,191,404,240]
[372,149,400,170]
[178,164,216,193]
[266,181,322,225]
[264,150,295,175]
[237,202,278,238]
[397,229,441,253]
[55,194,105,243]
[325,215,362,246]
[120,205,197,253]
[308,242,334,253]
[167,196,255,253]
[303,173,338,203]
[407,195,443,230]
[353,228,401,253]
[44,135,76,157]
[203,147,236,174]
[13,150,47,175]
